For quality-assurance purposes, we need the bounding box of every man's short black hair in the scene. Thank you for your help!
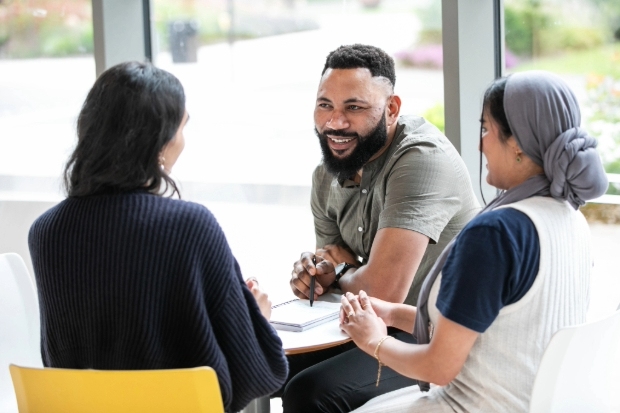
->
[321,44,396,88]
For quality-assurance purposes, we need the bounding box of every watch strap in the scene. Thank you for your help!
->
[334,262,355,283]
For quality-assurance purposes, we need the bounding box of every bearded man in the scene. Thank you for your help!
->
[278,44,480,413]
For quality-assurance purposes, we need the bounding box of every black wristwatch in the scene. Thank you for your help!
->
[334,262,355,283]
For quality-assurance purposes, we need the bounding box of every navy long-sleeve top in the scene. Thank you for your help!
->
[28,190,288,412]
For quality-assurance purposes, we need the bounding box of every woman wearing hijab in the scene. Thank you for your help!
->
[28,61,288,413]
[338,71,609,412]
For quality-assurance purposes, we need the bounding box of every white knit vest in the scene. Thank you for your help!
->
[427,197,592,412]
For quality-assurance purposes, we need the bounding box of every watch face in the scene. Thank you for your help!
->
[335,263,346,274]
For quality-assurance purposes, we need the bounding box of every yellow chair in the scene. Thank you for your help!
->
[9,365,224,413]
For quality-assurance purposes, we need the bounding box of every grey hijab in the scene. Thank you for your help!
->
[412,71,608,392]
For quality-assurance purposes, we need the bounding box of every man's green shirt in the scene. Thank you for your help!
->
[311,115,480,304]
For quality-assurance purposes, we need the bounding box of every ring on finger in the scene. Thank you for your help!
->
[348,311,355,317]
[362,304,370,309]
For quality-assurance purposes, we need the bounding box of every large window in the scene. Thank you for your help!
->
[1,0,616,321]
[0,0,95,198]
[0,0,445,296]
[504,0,620,196]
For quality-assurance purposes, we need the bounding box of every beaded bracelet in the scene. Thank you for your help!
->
[373,335,394,387]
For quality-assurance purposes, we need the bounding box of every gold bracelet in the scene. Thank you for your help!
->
[373,336,394,387]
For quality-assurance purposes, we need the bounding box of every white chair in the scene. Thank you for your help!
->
[0,253,42,413]
[529,309,620,412]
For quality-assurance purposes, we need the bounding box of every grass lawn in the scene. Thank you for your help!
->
[513,43,620,78]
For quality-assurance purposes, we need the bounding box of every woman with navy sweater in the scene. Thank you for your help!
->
[338,71,608,412]
[28,61,288,413]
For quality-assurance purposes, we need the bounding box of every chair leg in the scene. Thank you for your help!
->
[240,396,270,413]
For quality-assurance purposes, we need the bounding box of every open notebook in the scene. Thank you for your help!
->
[270,299,341,332]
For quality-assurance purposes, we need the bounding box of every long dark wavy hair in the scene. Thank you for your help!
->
[64,61,185,198]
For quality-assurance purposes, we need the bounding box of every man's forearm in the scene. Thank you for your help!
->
[329,228,428,304]
[338,265,410,303]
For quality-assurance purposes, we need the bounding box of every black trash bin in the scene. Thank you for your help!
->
[168,20,199,63]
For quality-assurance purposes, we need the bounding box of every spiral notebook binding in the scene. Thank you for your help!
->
[271,298,300,309]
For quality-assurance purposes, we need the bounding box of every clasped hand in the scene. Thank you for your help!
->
[339,291,389,354]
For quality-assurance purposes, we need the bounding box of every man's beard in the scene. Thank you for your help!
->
[316,114,388,182]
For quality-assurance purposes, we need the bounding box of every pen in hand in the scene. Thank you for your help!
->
[310,256,316,307]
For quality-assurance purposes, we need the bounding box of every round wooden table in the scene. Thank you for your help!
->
[278,317,351,355]
[274,292,351,355]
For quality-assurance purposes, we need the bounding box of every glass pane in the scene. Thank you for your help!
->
[504,0,620,193]
[0,0,95,197]
[151,0,444,296]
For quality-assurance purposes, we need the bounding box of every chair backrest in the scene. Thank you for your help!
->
[9,365,224,413]
[0,253,42,413]
[529,310,620,412]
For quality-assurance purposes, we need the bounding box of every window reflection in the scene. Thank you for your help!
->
[504,0,620,196]
[0,0,94,194]
[0,1,92,58]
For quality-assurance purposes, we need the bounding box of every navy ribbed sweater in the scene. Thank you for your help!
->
[28,191,288,412]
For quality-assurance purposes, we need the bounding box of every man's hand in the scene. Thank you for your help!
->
[246,278,272,320]
[315,244,358,268]
[290,252,336,300]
